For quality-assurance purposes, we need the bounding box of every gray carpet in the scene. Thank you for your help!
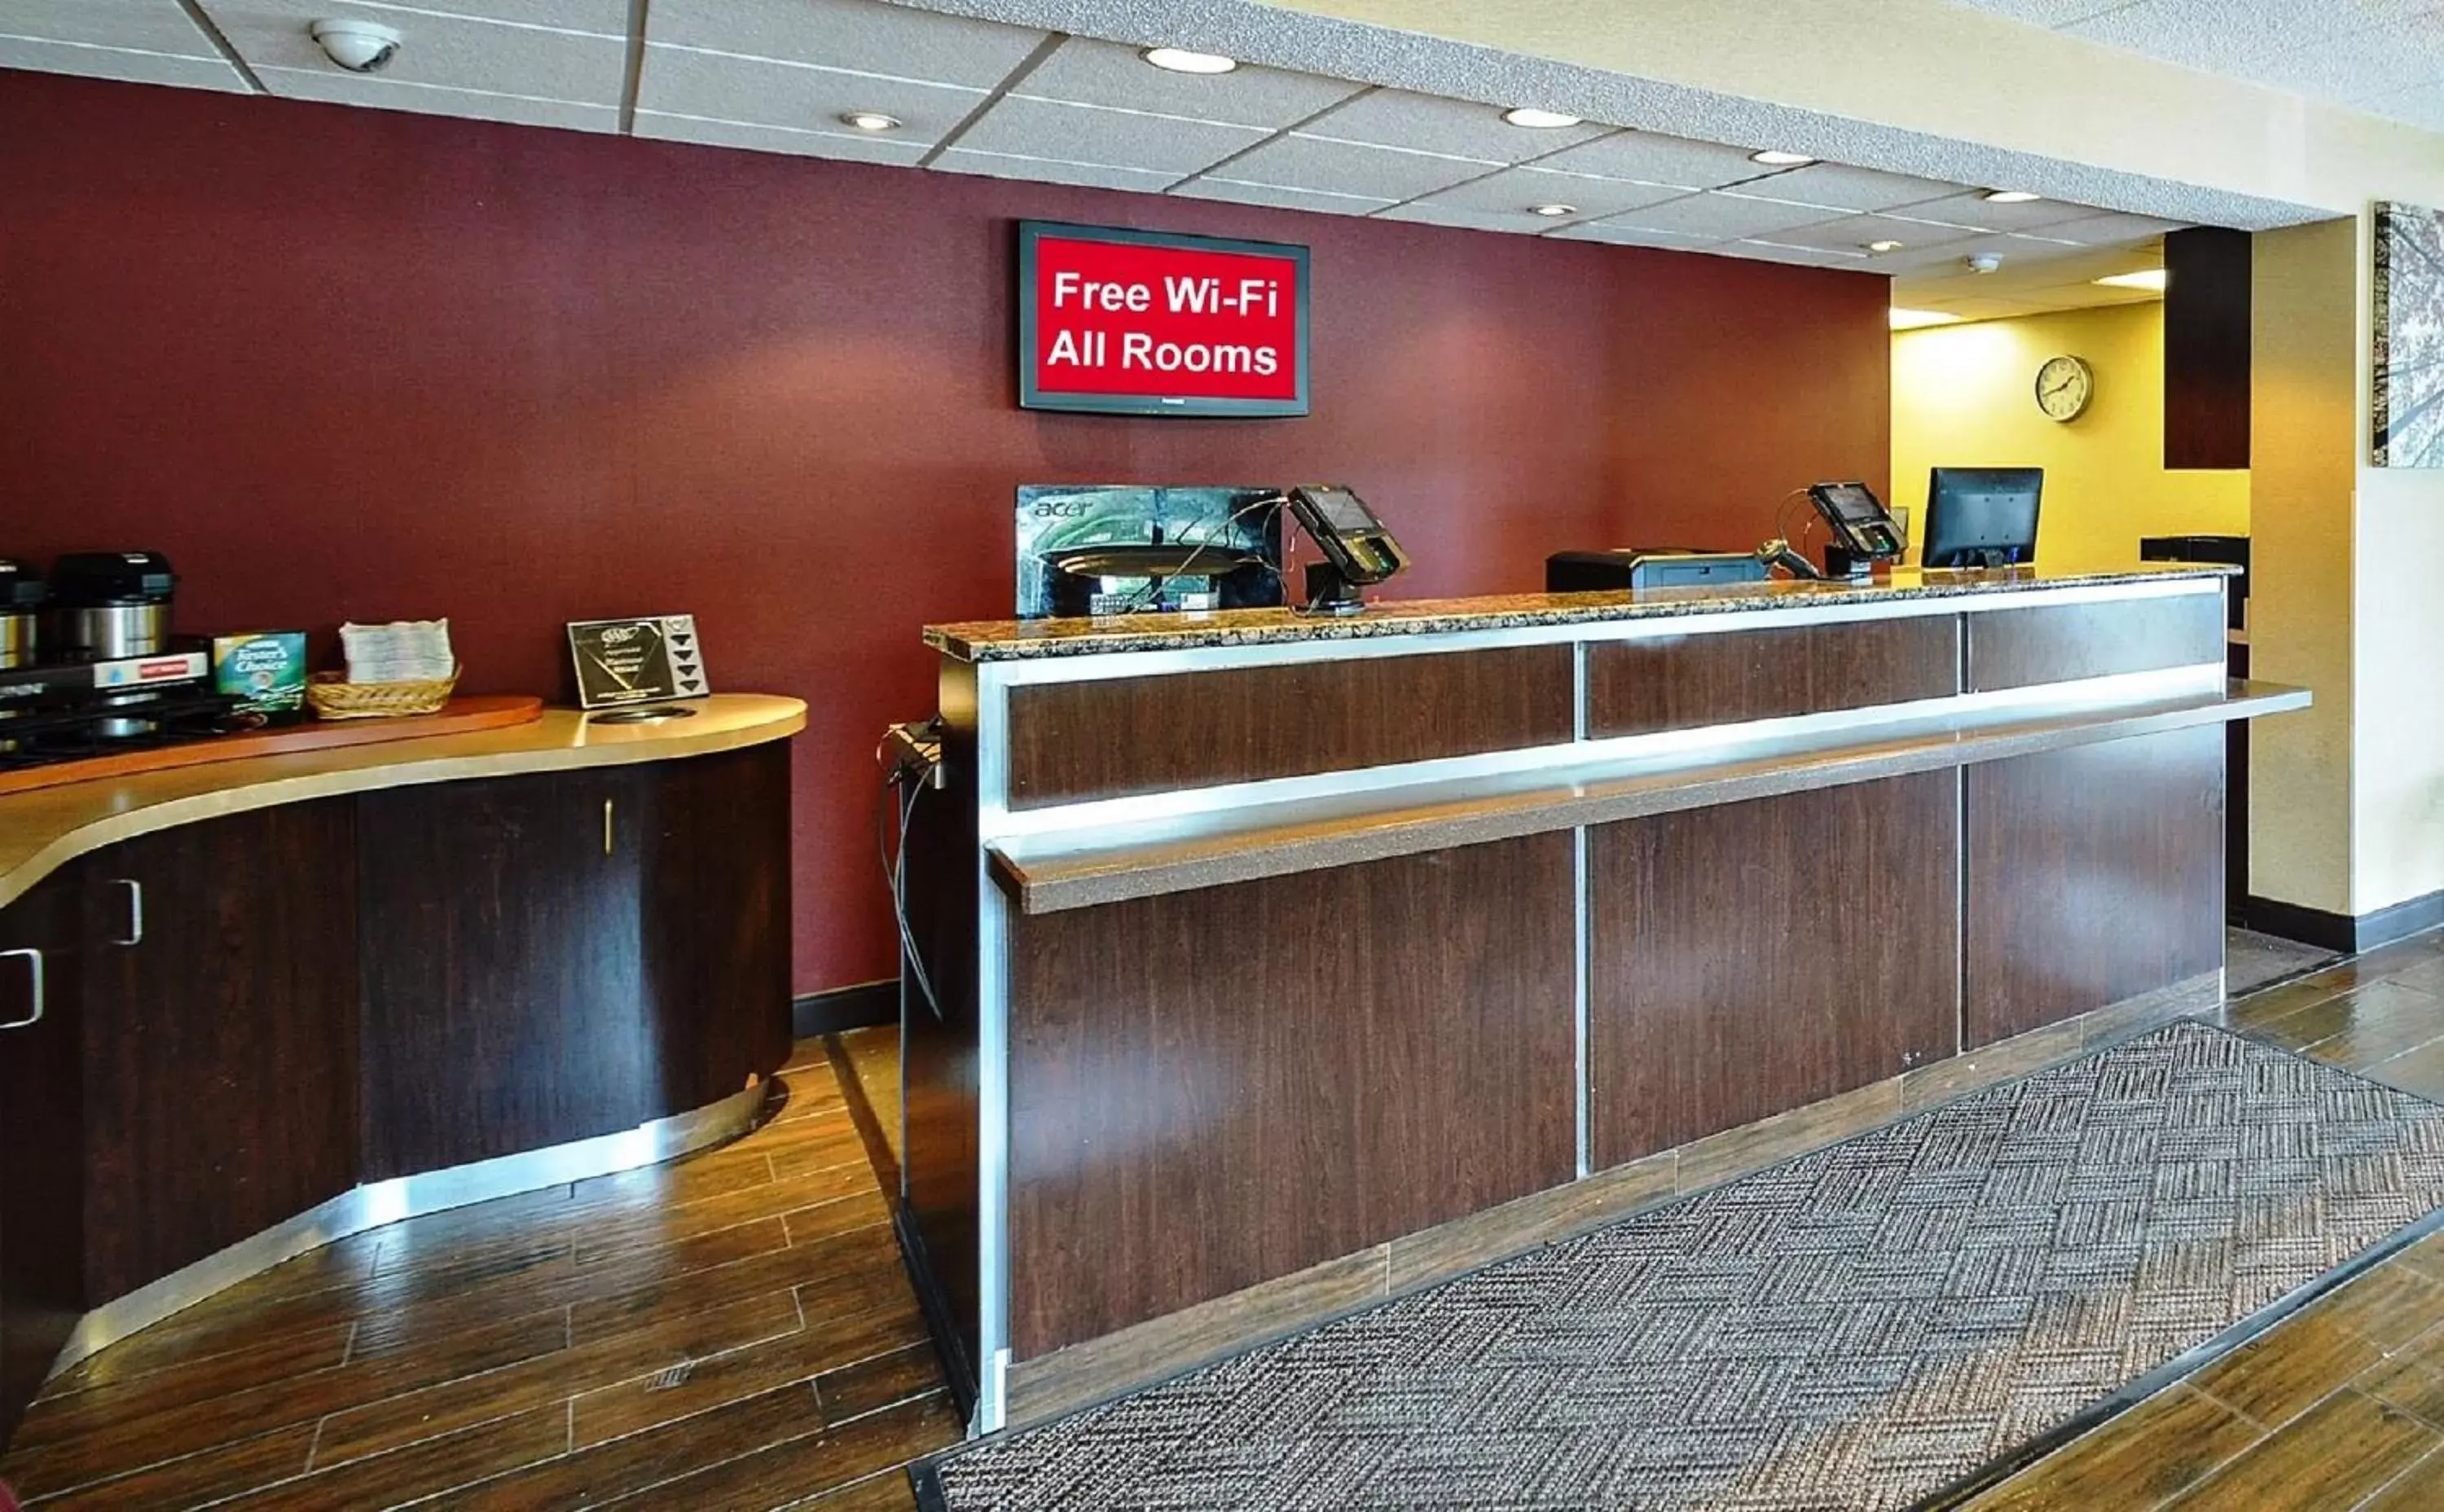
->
[925,1021,2444,1512]
[2226,926,2340,997]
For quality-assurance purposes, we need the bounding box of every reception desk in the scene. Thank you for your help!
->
[901,568,2308,1435]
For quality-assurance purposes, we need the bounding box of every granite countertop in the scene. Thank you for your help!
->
[925,564,2238,662]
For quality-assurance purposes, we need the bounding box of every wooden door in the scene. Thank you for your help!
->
[0,866,86,1451]
[356,766,653,1180]
[79,802,361,1303]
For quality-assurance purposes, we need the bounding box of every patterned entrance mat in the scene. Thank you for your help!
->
[919,1021,2444,1512]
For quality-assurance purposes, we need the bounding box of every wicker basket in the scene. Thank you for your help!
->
[307,664,461,720]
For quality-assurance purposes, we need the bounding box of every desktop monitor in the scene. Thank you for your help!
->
[1923,468,2042,569]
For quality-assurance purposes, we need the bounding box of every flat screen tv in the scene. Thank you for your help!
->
[1017,221,1311,418]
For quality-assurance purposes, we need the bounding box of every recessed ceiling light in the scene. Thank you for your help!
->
[1866,240,1906,253]
[1502,107,1583,129]
[1143,46,1237,74]
[1890,307,1964,330]
[1529,203,1577,218]
[839,110,903,132]
[2094,268,2170,292]
[1983,190,2042,204]
[1750,149,1816,166]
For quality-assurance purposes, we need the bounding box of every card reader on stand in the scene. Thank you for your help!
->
[1285,486,1409,614]
[1805,481,1908,578]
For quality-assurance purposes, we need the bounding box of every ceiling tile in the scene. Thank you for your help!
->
[1203,133,1497,200]
[202,1,626,103]
[1887,190,2093,232]
[1396,165,1683,226]
[933,148,1176,194]
[1949,0,2131,23]
[1719,239,1877,270]
[300,0,628,26]
[0,34,247,90]
[1529,130,1779,191]
[1299,87,1607,163]
[2030,210,2187,245]
[1897,294,2054,322]
[951,95,1265,178]
[1726,161,1963,213]
[1015,37,1363,128]
[1373,201,1546,234]
[2258,21,2444,103]
[635,109,930,164]
[0,0,222,54]
[1866,231,2073,273]
[641,0,1044,87]
[1170,177,1396,215]
[1545,219,1724,251]
[1586,191,1843,240]
[639,46,984,143]
[1762,213,1985,257]
[2061,0,2378,73]
[251,66,618,130]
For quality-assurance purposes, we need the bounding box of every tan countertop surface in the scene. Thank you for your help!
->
[925,564,2238,663]
[0,693,806,911]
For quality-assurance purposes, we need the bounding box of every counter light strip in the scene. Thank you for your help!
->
[982,578,2224,687]
[1574,824,1592,1181]
[974,666,1013,1436]
[983,662,2230,845]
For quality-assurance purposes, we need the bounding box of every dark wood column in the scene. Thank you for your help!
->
[1965,724,2225,1046]
[1587,772,1962,1170]
[1003,834,1576,1359]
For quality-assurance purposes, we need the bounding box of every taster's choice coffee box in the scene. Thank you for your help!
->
[211,631,309,723]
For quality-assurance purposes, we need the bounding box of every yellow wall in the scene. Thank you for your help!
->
[1889,303,2248,573]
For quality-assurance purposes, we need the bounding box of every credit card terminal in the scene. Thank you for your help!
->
[1287,486,1409,613]
[1806,481,1906,562]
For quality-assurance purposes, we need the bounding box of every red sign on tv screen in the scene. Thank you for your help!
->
[1018,221,1311,418]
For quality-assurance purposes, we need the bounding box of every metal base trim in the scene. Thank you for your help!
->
[51,1081,771,1376]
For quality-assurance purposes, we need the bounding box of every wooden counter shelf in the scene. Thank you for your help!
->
[990,678,2312,915]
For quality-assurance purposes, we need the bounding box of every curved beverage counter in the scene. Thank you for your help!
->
[0,694,805,1446]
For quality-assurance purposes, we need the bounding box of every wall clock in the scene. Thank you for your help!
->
[2035,354,2095,422]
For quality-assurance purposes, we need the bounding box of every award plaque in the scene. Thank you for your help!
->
[566,615,709,710]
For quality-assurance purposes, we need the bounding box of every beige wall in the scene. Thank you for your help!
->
[1891,303,2248,574]
[1273,0,2444,213]
[2250,218,2359,916]
[2352,206,2444,915]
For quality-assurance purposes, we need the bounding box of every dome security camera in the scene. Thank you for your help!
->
[310,18,403,73]
[1966,253,2004,275]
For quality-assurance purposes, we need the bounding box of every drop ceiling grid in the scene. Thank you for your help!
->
[0,0,2201,296]
[1947,0,2444,131]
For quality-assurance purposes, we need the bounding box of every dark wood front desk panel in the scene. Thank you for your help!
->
[907,573,2302,1434]
[0,733,793,1448]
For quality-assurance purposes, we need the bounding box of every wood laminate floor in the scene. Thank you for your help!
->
[14,938,2444,1511]
[0,1031,955,1510]
[1970,925,2444,1510]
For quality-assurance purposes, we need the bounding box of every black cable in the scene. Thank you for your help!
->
[878,764,946,1022]
[1115,493,1287,614]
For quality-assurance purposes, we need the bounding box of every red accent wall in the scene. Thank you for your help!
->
[0,73,1891,996]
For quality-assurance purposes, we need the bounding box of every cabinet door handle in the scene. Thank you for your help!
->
[0,947,43,1031]
[604,798,615,856]
[112,877,144,947]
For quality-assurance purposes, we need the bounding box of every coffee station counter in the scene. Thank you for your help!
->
[899,565,2309,1438]
[0,693,804,908]
[0,694,804,1448]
